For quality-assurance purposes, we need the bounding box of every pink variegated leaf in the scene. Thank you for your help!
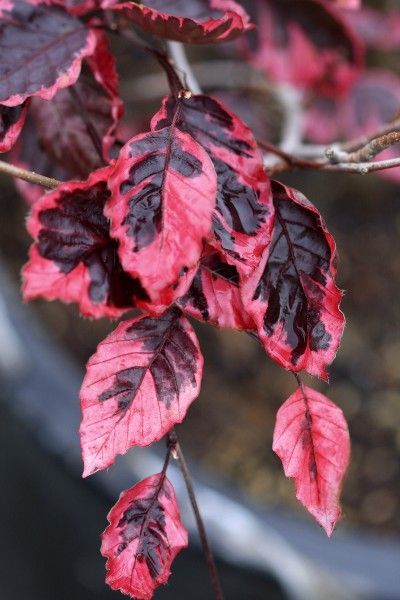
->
[152,94,273,275]
[23,166,145,318]
[179,245,255,330]
[102,473,188,599]
[241,180,344,380]
[80,308,203,476]
[106,126,217,312]
[273,386,350,536]
[0,0,96,106]
[106,0,252,44]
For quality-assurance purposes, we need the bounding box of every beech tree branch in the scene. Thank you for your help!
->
[166,41,202,95]
[0,160,60,189]
[169,429,224,600]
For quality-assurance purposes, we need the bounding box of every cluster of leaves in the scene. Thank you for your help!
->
[2,0,392,598]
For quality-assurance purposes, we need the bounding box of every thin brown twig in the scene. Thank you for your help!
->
[169,429,224,600]
[0,159,60,189]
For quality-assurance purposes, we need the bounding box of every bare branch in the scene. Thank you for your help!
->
[0,160,60,189]
[167,41,202,94]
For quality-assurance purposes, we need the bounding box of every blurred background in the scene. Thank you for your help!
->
[1,1,400,599]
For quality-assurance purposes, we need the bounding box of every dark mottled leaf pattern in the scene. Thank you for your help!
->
[80,308,203,475]
[273,386,350,536]
[0,0,96,106]
[245,0,364,97]
[152,94,272,274]
[101,473,188,600]
[242,180,344,379]
[23,166,144,318]
[107,0,252,44]
[106,126,217,312]
[179,245,255,330]
[0,101,28,152]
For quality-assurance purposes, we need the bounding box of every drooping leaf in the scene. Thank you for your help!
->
[108,0,252,44]
[0,0,96,106]
[0,101,28,152]
[152,94,273,274]
[273,385,350,536]
[179,245,255,330]
[106,126,217,311]
[245,0,364,97]
[30,30,123,178]
[80,308,203,476]
[23,166,145,318]
[241,180,344,380]
[101,473,188,600]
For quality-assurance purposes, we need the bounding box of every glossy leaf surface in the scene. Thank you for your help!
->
[246,0,364,97]
[102,473,188,600]
[23,167,144,318]
[110,0,252,44]
[0,101,28,152]
[0,0,96,106]
[106,126,217,310]
[152,94,272,273]
[30,30,123,178]
[273,386,350,536]
[80,308,203,476]
[242,180,344,379]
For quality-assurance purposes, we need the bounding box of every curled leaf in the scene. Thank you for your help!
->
[23,166,144,318]
[108,0,252,44]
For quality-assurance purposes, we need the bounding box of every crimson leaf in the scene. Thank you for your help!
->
[30,30,123,178]
[273,385,350,536]
[23,166,145,318]
[245,0,364,97]
[179,245,255,330]
[106,126,217,311]
[152,94,272,274]
[109,0,252,44]
[241,180,344,380]
[80,308,203,476]
[0,101,28,152]
[101,473,188,600]
[0,0,96,106]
